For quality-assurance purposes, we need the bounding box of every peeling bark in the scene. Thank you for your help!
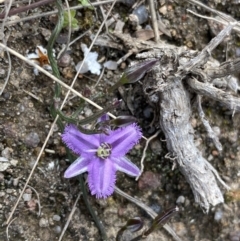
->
[158,76,223,211]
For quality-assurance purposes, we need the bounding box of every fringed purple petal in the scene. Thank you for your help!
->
[62,124,100,155]
[107,123,142,157]
[64,157,90,178]
[88,158,116,198]
[113,156,140,177]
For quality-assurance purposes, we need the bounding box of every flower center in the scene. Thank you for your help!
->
[96,142,112,159]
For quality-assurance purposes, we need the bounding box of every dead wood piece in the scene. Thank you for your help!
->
[206,58,240,79]
[187,77,240,112]
[144,73,224,212]
[197,95,222,152]
[101,3,240,212]
[179,23,236,73]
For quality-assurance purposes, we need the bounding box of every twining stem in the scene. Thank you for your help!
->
[47,0,107,239]
[0,0,55,19]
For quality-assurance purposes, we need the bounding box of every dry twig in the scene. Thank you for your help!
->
[115,186,183,241]
[58,193,81,241]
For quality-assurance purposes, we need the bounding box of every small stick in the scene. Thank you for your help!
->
[115,186,183,241]
[0,42,117,118]
[59,0,71,59]
[58,193,81,241]
[96,0,109,32]
[22,89,43,103]
[4,0,120,226]
[136,130,161,180]
[26,184,42,216]
[0,0,55,19]
[1,0,119,26]
[6,217,17,241]
[204,160,230,190]
[197,95,222,152]
[0,0,13,95]
[94,66,105,87]
[148,0,159,42]
[180,22,236,73]
[187,9,240,34]
[187,77,240,112]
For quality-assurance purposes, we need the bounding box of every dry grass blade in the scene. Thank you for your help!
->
[187,9,240,34]
[26,185,42,217]
[148,0,159,42]
[115,186,183,241]
[137,130,161,180]
[6,217,17,241]
[60,0,71,58]
[1,0,119,26]
[58,193,81,241]
[0,0,13,95]
[0,0,54,19]
[4,0,119,227]
[0,42,116,118]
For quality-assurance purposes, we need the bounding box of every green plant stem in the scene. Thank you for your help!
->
[47,0,63,97]
[47,1,107,239]
[78,174,108,240]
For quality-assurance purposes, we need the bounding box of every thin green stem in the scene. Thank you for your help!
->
[47,1,108,239]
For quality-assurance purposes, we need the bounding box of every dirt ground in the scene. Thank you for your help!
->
[1,0,240,240]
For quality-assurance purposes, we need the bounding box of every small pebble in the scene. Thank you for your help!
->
[120,62,126,70]
[0,157,8,162]
[24,132,40,148]
[84,108,93,117]
[103,60,118,70]
[138,171,161,190]
[10,159,18,166]
[207,154,214,162]
[229,231,240,241]
[23,193,32,202]
[212,126,221,137]
[236,47,240,57]
[150,139,163,155]
[214,209,223,222]
[58,53,71,67]
[27,199,37,211]
[227,131,238,143]
[106,70,114,78]
[53,215,61,221]
[13,178,19,186]
[212,150,219,156]
[16,103,25,113]
[0,173,4,182]
[143,106,153,119]
[6,189,13,194]
[159,5,168,15]
[39,218,49,228]
[1,147,12,159]
[0,68,6,78]
[0,191,5,197]
[25,188,32,194]
[2,92,11,100]
[176,195,185,204]
[53,225,62,234]
[149,203,161,213]
[132,5,148,25]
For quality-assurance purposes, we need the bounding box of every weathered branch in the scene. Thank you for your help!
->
[197,95,222,151]
[206,58,240,78]
[97,2,240,212]
[187,77,240,112]
[157,76,224,212]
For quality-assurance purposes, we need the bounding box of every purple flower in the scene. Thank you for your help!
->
[62,123,142,198]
